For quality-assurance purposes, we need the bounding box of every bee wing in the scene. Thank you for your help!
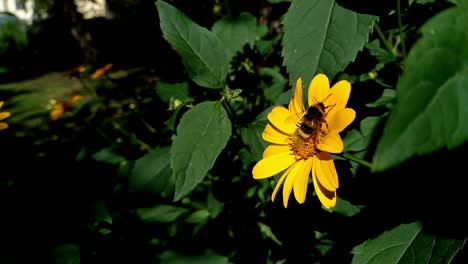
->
[288,112,304,127]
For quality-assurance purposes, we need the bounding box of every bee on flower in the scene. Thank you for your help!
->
[252,73,356,209]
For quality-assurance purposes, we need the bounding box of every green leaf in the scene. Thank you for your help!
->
[372,7,468,172]
[365,40,396,64]
[207,191,224,218]
[137,204,189,223]
[156,0,229,88]
[240,120,269,160]
[129,147,173,196]
[344,116,384,152]
[352,222,466,264]
[159,250,231,264]
[416,0,436,4]
[259,67,288,103]
[331,197,364,217]
[366,89,395,108]
[258,222,282,245]
[281,0,377,87]
[92,146,125,165]
[256,34,282,56]
[185,209,211,223]
[156,82,191,103]
[171,101,231,200]
[212,12,257,60]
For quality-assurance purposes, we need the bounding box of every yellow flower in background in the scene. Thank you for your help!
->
[49,94,82,120]
[91,63,113,80]
[0,101,11,130]
[252,74,356,209]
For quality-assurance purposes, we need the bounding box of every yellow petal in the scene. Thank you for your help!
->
[0,122,8,130]
[267,106,297,134]
[262,124,290,144]
[328,80,351,118]
[263,144,290,159]
[272,162,297,202]
[312,157,337,208]
[293,157,313,204]
[318,132,343,153]
[288,78,305,114]
[308,74,330,106]
[252,152,296,179]
[328,108,356,133]
[0,101,4,108]
[0,111,11,121]
[282,159,302,208]
[316,152,339,190]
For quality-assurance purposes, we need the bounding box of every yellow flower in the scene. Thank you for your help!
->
[91,63,113,80]
[252,74,356,209]
[0,101,11,130]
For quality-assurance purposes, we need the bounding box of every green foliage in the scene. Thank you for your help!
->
[212,12,257,60]
[281,0,377,87]
[129,146,173,196]
[156,81,192,104]
[3,0,468,263]
[92,146,126,165]
[159,250,231,264]
[372,5,468,171]
[137,204,189,223]
[0,17,27,55]
[171,101,231,200]
[352,222,466,263]
[156,0,230,89]
[331,198,364,217]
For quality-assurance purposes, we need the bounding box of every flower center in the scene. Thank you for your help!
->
[290,128,324,160]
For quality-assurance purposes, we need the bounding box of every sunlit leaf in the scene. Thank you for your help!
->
[171,101,231,200]
[212,12,257,60]
[372,7,468,172]
[129,147,173,196]
[352,222,466,264]
[156,1,229,88]
[281,0,377,87]
[137,204,189,223]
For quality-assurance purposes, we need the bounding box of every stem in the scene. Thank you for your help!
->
[374,23,396,59]
[342,152,373,168]
[222,99,237,124]
[397,0,406,59]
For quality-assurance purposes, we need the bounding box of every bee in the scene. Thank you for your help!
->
[298,95,333,140]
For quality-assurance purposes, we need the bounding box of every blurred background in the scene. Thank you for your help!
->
[1,0,466,263]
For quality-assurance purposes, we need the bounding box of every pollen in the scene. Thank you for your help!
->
[290,129,320,160]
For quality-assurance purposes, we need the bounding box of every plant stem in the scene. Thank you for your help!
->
[342,152,373,168]
[374,23,396,59]
[397,0,407,59]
